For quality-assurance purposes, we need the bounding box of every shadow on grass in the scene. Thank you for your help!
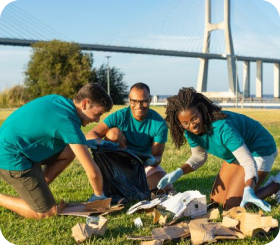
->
[173,175,217,199]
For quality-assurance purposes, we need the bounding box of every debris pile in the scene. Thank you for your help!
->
[58,192,278,243]
[127,199,278,244]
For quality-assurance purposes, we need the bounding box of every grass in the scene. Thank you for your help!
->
[0,106,279,245]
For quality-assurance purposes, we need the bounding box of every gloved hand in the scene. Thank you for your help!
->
[86,139,119,149]
[240,186,271,212]
[144,154,156,166]
[100,140,119,147]
[86,139,99,149]
[157,168,184,189]
[87,193,107,202]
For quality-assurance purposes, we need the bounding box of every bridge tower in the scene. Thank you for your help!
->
[197,0,239,98]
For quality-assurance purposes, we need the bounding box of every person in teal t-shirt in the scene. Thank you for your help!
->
[0,83,113,219]
[157,87,279,212]
[87,82,173,193]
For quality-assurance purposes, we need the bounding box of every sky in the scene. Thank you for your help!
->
[0,0,280,97]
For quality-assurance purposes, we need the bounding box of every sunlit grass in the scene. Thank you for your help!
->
[0,107,279,245]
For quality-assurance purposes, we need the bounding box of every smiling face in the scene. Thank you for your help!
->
[177,107,205,135]
[129,87,151,121]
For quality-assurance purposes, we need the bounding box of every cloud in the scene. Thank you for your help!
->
[0,0,16,18]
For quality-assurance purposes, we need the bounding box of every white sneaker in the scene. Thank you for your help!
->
[273,172,280,184]
[264,176,274,187]
[276,191,280,203]
[264,172,280,203]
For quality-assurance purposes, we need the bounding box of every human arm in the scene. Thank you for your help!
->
[69,144,103,195]
[86,122,110,143]
[157,146,207,188]
[232,143,258,188]
[146,120,168,166]
[232,144,271,211]
[146,142,165,166]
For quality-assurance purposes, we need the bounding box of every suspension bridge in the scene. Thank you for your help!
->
[0,0,280,101]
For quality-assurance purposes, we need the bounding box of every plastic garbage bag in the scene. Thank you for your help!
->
[91,145,151,204]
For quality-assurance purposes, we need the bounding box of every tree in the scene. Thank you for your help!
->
[0,85,29,108]
[94,64,128,105]
[24,40,94,99]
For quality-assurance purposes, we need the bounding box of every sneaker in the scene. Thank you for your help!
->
[264,172,280,203]
[264,176,274,187]
[273,171,280,184]
[275,191,280,203]
[274,172,280,203]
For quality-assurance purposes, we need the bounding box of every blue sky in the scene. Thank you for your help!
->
[0,0,280,96]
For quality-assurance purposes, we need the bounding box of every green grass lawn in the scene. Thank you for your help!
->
[0,107,279,245]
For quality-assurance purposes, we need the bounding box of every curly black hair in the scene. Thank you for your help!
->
[165,87,227,149]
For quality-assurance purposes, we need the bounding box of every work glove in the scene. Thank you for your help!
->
[100,140,119,147]
[144,154,156,166]
[87,193,107,202]
[240,186,271,212]
[86,139,99,149]
[157,168,183,189]
[86,139,119,149]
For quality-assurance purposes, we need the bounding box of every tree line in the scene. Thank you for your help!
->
[0,40,128,108]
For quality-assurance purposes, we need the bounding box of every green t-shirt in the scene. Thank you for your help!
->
[0,94,86,170]
[184,111,276,163]
[103,107,168,154]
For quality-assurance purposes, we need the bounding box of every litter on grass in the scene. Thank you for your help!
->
[134,217,144,228]
[58,198,124,217]
[127,205,279,244]
[127,190,207,219]
[71,216,108,243]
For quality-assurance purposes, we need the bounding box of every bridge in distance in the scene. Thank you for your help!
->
[1,37,280,64]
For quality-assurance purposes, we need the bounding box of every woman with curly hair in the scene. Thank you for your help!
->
[157,87,279,211]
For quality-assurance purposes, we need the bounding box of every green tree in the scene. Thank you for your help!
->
[24,40,94,99]
[94,64,128,105]
[0,85,29,108]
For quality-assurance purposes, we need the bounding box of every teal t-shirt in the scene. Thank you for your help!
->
[103,107,168,154]
[184,111,276,163]
[0,94,86,170]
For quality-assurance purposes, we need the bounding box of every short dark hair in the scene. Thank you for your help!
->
[130,82,150,95]
[74,83,113,112]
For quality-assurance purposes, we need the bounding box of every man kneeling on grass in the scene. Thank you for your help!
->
[0,83,112,219]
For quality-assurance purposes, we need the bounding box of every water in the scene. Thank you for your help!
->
[155,94,276,100]
[152,94,280,109]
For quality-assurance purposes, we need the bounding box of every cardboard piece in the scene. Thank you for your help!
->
[152,208,168,226]
[209,208,220,220]
[160,191,207,219]
[222,216,239,229]
[159,215,168,226]
[129,209,187,241]
[126,235,153,241]
[214,226,245,240]
[58,198,124,217]
[222,206,246,219]
[222,207,279,237]
[235,212,278,237]
[188,221,244,245]
[71,216,108,243]
[152,226,190,241]
[153,209,161,224]
[140,240,163,245]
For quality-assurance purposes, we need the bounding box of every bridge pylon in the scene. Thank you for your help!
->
[197,0,240,98]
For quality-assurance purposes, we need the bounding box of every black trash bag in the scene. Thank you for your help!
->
[91,146,151,204]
